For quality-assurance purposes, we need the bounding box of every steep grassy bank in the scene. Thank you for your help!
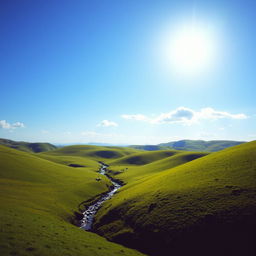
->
[94,141,256,256]
[0,145,145,256]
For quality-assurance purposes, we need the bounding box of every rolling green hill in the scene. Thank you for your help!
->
[130,139,244,152]
[108,150,180,166]
[0,138,57,153]
[94,141,256,256]
[37,145,141,170]
[1,140,254,256]
[106,150,208,184]
[42,144,140,160]
[160,139,245,151]
[0,145,145,256]
[129,145,171,151]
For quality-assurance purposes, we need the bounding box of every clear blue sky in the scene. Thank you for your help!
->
[0,0,255,144]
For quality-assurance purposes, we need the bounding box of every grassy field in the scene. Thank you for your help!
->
[1,141,255,256]
[94,141,256,256]
[0,145,145,256]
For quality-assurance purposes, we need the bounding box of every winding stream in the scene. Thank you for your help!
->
[80,164,122,231]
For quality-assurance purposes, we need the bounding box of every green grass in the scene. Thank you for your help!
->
[107,151,208,184]
[130,139,244,152]
[94,141,256,256]
[0,145,145,256]
[128,145,171,151]
[0,138,57,153]
[108,150,180,166]
[159,139,244,152]
[41,145,140,160]
[1,140,255,256]
[37,153,99,170]
[37,145,142,172]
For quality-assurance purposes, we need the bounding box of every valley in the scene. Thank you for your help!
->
[0,140,255,256]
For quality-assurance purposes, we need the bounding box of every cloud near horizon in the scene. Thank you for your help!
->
[97,120,118,127]
[122,107,247,125]
[0,120,25,129]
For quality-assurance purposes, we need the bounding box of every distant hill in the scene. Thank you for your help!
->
[129,145,171,151]
[0,138,57,153]
[130,140,245,152]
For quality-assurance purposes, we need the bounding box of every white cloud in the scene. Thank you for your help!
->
[0,120,11,129]
[12,122,25,128]
[154,107,195,124]
[97,120,118,127]
[121,107,247,125]
[0,120,25,129]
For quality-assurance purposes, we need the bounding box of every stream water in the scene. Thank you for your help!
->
[80,164,122,231]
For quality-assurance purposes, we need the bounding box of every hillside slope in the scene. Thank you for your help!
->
[131,139,244,152]
[42,145,140,160]
[129,145,171,151]
[108,150,180,166]
[0,145,145,256]
[37,145,141,171]
[0,138,57,153]
[107,151,208,184]
[94,141,256,256]
[160,139,244,152]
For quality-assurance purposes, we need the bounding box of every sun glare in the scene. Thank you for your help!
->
[165,24,216,75]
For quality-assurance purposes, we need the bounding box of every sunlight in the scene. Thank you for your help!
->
[165,24,216,75]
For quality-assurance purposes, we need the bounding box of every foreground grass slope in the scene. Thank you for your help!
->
[94,141,256,256]
[0,145,145,256]
[0,138,57,153]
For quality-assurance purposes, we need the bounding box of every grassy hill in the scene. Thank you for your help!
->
[129,145,171,151]
[0,138,57,153]
[106,150,208,184]
[108,150,180,166]
[37,145,141,170]
[130,140,244,152]
[0,145,145,256]
[41,144,140,160]
[160,139,245,151]
[1,141,254,256]
[94,141,256,256]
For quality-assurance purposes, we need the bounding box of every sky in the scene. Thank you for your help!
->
[0,0,255,145]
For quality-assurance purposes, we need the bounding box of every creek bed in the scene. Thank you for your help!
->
[80,164,122,231]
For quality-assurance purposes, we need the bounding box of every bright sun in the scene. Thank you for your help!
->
[166,25,216,74]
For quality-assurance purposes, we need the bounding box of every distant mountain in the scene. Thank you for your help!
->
[129,145,171,151]
[130,140,245,152]
[0,138,57,153]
